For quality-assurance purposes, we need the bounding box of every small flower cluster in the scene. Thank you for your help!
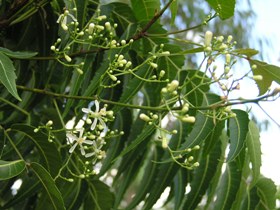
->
[66,100,115,161]
[34,120,55,142]
[204,31,236,54]
[169,145,201,169]
[101,53,133,88]
[51,8,134,75]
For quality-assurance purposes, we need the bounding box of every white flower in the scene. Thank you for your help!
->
[67,128,93,156]
[84,139,106,158]
[82,100,108,137]
[56,10,77,31]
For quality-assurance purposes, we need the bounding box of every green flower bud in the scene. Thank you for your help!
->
[204,31,213,47]
[64,54,72,62]
[46,120,53,126]
[167,80,179,92]
[139,113,151,122]
[225,54,231,64]
[105,22,111,30]
[162,137,168,149]
[88,23,95,34]
[253,75,263,81]
[182,116,196,123]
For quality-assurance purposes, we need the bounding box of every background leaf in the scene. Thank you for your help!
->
[0,159,25,180]
[30,162,65,210]
[131,0,160,21]
[0,52,21,101]
[250,59,280,95]
[246,121,261,184]
[11,124,62,177]
[205,0,236,19]
[0,47,37,59]
[227,110,249,162]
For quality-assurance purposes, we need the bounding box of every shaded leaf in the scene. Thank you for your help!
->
[131,0,160,21]
[143,121,184,210]
[125,147,159,210]
[241,177,277,210]
[205,0,236,20]
[173,169,189,210]
[250,59,280,95]
[246,121,261,184]
[212,161,242,210]
[181,140,222,210]
[86,180,115,210]
[30,162,65,210]
[232,48,259,57]
[0,159,25,180]
[0,47,37,59]
[170,0,178,25]
[227,110,249,162]
[2,179,40,209]
[113,124,155,161]
[11,124,62,177]
[0,52,21,101]
[255,178,276,210]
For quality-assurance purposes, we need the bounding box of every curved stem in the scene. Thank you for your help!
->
[16,85,280,112]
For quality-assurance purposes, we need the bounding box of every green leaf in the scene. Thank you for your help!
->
[246,121,261,185]
[173,169,188,210]
[131,0,160,21]
[143,121,184,210]
[11,124,62,177]
[232,48,259,57]
[242,177,277,210]
[170,0,178,25]
[2,179,40,209]
[181,140,222,210]
[113,124,155,161]
[125,147,161,210]
[0,47,37,59]
[205,0,236,20]
[231,155,250,210]
[0,52,21,101]
[250,59,280,95]
[114,158,142,208]
[212,161,242,210]
[255,178,276,210]
[30,162,65,210]
[86,180,115,210]
[0,159,25,180]
[227,110,249,162]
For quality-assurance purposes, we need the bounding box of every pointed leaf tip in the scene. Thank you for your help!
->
[0,52,22,101]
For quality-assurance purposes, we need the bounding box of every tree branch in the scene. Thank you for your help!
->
[16,85,280,112]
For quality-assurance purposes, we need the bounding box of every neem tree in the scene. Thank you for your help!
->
[0,0,279,209]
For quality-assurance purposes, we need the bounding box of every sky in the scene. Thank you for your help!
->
[250,0,280,185]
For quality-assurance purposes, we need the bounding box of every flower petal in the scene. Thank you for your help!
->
[79,145,85,156]
[85,152,95,158]
[94,100,99,112]
[66,133,77,142]
[69,142,78,153]
[91,118,98,130]
[82,108,91,113]
[84,140,94,145]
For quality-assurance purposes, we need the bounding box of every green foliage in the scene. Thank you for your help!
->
[0,53,21,101]
[206,0,236,20]
[250,59,280,95]
[0,160,25,180]
[0,0,279,209]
